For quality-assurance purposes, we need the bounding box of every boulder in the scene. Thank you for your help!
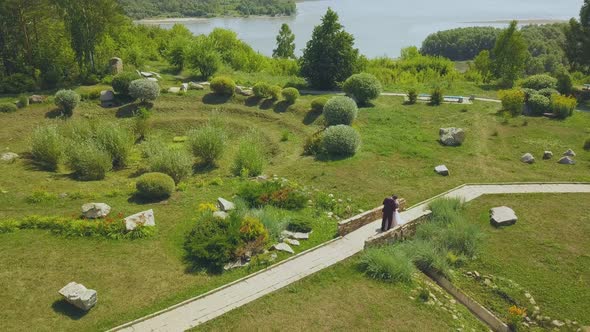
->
[188,82,204,90]
[109,57,123,75]
[284,238,300,246]
[140,71,154,78]
[439,128,465,146]
[1,152,19,163]
[147,77,158,82]
[180,83,189,92]
[281,230,310,240]
[199,82,211,87]
[271,243,295,254]
[217,198,235,212]
[100,90,115,107]
[235,86,253,96]
[543,151,553,160]
[81,203,111,219]
[224,260,248,270]
[213,211,229,220]
[490,206,517,227]
[563,149,576,157]
[124,209,155,231]
[29,95,45,104]
[558,156,576,165]
[58,282,97,311]
[434,165,449,176]
[520,153,535,164]
[168,87,181,94]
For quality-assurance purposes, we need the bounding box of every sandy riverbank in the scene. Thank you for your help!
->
[463,18,568,25]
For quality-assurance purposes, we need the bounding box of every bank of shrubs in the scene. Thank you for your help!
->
[112,72,139,97]
[238,180,307,210]
[253,82,282,99]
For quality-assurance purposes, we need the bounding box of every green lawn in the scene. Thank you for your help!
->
[0,80,589,330]
[196,260,488,332]
[456,193,590,326]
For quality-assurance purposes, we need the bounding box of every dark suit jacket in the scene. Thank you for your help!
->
[382,197,397,215]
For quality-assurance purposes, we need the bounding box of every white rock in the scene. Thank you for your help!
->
[558,156,576,165]
[552,320,565,327]
[188,82,204,90]
[1,152,19,163]
[168,87,181,93]
[58,282,97,311]
[490,206,517,227]
[100,90,116,107]
[124,209,155,231]
[213,211,229,219]
[224,260,248,270]
[271,243,295,254]
[140,71,153,78]
[180,83,189,92]
[439,128,466,146]
[435,165,450,176]
[281,230,310,240]
[81,203,111,219]
[521,153,535,164]
[147,77,158,82]
[217,197,235,212]
[284,238,300,246]
[543,151,553,160]
[563,149,576,157]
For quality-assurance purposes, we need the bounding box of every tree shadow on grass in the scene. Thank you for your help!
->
[183,258,224,276]
[273,101,291,113]
[127,193,169,205]
[193,162,218,175]
[245,96,262,107]
[303,110,322,125]
[45,108,65,119]
[116,102,152,118]
[51,300,88,320]
[314,153,354,162]
[202,93,231,105]
[259,99,275,110]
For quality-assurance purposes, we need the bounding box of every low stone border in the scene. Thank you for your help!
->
[422,268,510,332]
[338,206,382,236]
[364,210,432,247]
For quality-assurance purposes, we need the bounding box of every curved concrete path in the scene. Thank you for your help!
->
[109,183,590,332]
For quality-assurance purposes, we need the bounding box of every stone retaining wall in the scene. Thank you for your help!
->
[364,210,432,247]
[338,199,407,237]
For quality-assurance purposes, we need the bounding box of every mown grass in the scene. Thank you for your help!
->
[455,193,590,325]
[0,78,589,330]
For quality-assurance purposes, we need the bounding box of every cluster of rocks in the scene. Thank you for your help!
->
[521,149,577,165]
[489,206,517,227]
[270,229,312,255]
[235,85,253,96]
[214,197,235,219]
[81,202,156,231]
[409,280,467,329]
[137,70,161,82]
[439,127,466,146]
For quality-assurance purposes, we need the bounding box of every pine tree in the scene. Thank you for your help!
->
[492,21,528,87]
[272,23,295,59]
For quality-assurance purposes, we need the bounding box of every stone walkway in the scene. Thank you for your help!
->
[109,183,590,332]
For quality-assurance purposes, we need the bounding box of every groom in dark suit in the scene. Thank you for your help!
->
[381,195,397,232]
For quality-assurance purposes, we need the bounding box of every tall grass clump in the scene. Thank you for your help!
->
[95,123,134,168]
[438,221,483,258]
[428,198,464,224]
[31,125,63,171]
[405,240,451,278]
[187,125,226,165]
[148,147,193,184]
[359,246,416,284]
[232,138,265,177]
[66,141,112,181]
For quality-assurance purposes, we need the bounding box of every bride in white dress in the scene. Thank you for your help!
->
[392,197,404,227]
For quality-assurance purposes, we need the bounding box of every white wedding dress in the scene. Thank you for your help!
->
[393,209,404,227]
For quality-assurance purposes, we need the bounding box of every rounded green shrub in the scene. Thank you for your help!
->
[521,74,558,90]
[527,94,551,116]
[66,142,112,181]
[210,76,236,96]
[31,125,63,171]
[112,72,138,96]
[281,87,300,104]
[239,216,269,243]
[322,125,361,157]
[129,79,160,103]
[136,172,175,199]
[538,88,559,98]
[323,96,358,126]
[521,88,538,102]
[311,97,328,112]
[54,89,80,117]
[499,89,525,116]
[253,82,272,98]
[342,73,382,105]
[0,103,17,113]
[187,125,226,165]
[269,85,282,100]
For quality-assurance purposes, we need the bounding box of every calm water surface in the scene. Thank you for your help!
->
[151,0,580,58]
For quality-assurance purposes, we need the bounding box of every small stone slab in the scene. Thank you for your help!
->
[217,198,235,212]
[188,82,204,90]
[284,238,300,246]
[271,243,295,254]
[521,153,535,164]
[81,203,111,219]
[147,77,158,82]
[58,282,97,311]
[124,209,155,231]
[543,151,553,160]
[224,260,248,270]
[140,71,154,77]
[168,87,181,94]
[558,156,575,165]
[213,211,228,219]
[490,206,517,227]
[434,165,449,176]
[281,230,310,240]
[1,152,19,163]
[180,83,189,92]
[563,149,576,157]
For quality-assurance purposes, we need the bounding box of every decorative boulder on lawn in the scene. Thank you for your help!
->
[168,87,180,94]
[180,83,188,92]
[563,149,576,157]
[521,153,535,164]
[490,206,518,227]
[558,156,576,165]
[124,209,155,231]
[435,165,450,176]
[58,282,97,311]
[188,82,204,90]
[100,90,115,107]
[543,151,554,160]
[281,230,310,240]
[217,198,235,212]
[109,57,123,75]
[29,95,45,104]
[271,243,295,254]
[81,203,111,219]
[439,128,466,146]
[1,152,19,163]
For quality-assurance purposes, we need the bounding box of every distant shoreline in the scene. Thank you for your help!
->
[136,15,291,25]
[463,19,568,25]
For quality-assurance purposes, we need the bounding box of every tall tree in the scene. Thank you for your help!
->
[299,8,359,89]
[565,1,590,72]
[492,21,528,87]
[273,23,295,59]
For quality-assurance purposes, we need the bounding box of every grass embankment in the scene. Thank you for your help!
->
[0,75,589,330]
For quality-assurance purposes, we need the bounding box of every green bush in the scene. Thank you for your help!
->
[323,96,358,126]
[148,147,193,184]
[210,76,236,96]
[253,82,272,98]
[527,94,550,116]
[406,240,451,277]
[520,74,558,90]
[342,73,382,105]
[287,219,312,233]
[322,125,361,157]
[556,71,573,95]
[551,94,577,119]
[239,216,269,243]
[311,97,328,112]
[428,198,464,225]
[359,246,415,284]
[430,87,444,106]
[66,142,112,181]
[133,107,152,141]
[54,89,80,117]
[31,125,63,171]
[0,73,36,94]
[95,123,134,168]
[438,220,482,258]
[80,88,102,101]
[499,89,525,116]
[282,87,299,103]
[408,88,418,104]
[269,85,282,100]
[521,88,538,102]
[584,137,590,151]
[238,181,307,210]
[112,72,138,96]
[17,95,29,108]
[129,79,160,103]
[0,103,17,113]
[538,88,559,98]
[303,130,324,156]
[187,125,226,165]
[136,172,175,199]
[232,139,265,177]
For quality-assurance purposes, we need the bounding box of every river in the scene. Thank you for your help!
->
[143,0,580,58]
